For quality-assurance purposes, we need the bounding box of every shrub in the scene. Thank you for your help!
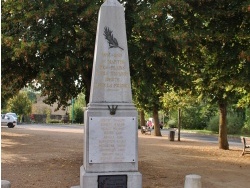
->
[241,108,250,134]
[207,114,244,134]
[207,115,219,133]
[49,119,61,124]
[242,123,250,134]
[167,119,177,128]
[181,107,207,130]
[170,105,213,130]
[45,109,51,124]
[69,93,85,124]
[227,115,244,134]
[74,107,84,123]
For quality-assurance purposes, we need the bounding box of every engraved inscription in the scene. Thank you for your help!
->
[89,117,136,163]
[95,51,130,92]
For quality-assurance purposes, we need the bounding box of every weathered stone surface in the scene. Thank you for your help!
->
[89,0,132,103]
[184,174,202,188]
[1,180,11,188]
[77,1,142,187]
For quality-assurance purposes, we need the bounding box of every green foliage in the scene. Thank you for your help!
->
[27,91,37,103]
[21,88,38,103]
[208,114,245,134]
[227,115,244,134]
[161,88,196,111]
[1,0,102,108]
[185,0,250,108]
[167,119,177,128]
[242,108,250,134]
[48,119,61,124]
[45,108,51,124]
[237,93,250,108]
[167,104,216,130]
[130,0,191,119]
[181,106,207,130]
[74,108,84,124]
[242,124,250,134]
[6,91,32,116]
[162,88,218,130]
[207,115,219,133]
[69,93,86,123]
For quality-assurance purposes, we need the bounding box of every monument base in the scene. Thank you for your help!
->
[78,165,142,188]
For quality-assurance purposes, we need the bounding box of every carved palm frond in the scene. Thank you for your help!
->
[103,27,124,50]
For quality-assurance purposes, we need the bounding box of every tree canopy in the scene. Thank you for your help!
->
[6,91,32,117]
[1,0,102,109]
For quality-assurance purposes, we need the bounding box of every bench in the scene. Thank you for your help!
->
[141,126,151,135]
[241,136,250,156]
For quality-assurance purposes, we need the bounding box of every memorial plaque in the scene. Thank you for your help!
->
[98,175,127,188]
[89,117,136,163]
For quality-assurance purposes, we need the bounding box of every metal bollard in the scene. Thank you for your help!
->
[1,180,11,188]
[184,174,201,188]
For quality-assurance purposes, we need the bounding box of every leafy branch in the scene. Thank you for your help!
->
[103,27,124,50]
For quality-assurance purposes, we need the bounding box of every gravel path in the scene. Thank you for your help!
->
[1,125,250,188]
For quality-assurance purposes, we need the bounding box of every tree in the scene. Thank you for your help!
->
[181,0,250,149]
[130,0,250,143]
[7,91,32,118]
[130,0,192,136]
[1,0,102,109]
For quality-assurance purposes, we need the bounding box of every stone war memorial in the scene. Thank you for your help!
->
[73,0,142,187]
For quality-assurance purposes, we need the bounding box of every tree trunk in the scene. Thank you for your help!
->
[153,107,162,136]
[218,101,229,150]
[140,110,146,128]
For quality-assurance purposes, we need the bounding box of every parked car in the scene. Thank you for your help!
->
[1,114,17,128]
[6,112,18,121]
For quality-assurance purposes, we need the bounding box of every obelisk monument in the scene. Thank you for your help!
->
[78,0,142,187]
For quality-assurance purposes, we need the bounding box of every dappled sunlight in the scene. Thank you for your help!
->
[16,125,84,134]
[1,131,31,150]
[1,130,30,137]
[138,134,250,167]
[1,127,83,188]
[1,130,33,163]
[2,127,250,188]
[1,154,31,164]
[138,134,250,188]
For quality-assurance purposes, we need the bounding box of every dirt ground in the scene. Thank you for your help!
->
[1,125,250,188]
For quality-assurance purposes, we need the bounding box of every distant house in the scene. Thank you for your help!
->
[32,95,69,116]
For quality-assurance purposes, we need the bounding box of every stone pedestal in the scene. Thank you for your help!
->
[81,103,141,187]
[80,166,142,188]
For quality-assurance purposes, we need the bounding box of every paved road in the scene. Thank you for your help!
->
[15,123,83,133]
[15,124,242,147]
[161,129,242,146]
